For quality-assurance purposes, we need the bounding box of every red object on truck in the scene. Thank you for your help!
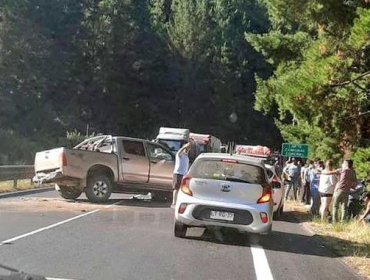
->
[235,145,272,157]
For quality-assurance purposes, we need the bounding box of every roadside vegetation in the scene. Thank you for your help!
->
[287,201,370,279]
[0,180,40,193]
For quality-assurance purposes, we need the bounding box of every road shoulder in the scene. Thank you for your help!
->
[286,201,369,280]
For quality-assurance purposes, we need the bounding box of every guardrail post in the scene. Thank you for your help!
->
[13,179,18,189]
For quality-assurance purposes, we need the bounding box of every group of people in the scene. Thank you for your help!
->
[283,158,370,224]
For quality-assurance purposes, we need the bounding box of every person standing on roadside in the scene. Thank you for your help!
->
[332,160,357,223]
[359,192,370,225]
[310,161,324,216]
[172,143,191,207]
[318,160,338,221]
[284,159,300,201]
[302,160,314,204]
[296,160,303,198]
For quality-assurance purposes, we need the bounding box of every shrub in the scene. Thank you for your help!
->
[352,147,370,181]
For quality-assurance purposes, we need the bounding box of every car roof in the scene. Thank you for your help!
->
[196,153,266,168]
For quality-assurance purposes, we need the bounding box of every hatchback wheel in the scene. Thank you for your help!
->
[174,221,187,238]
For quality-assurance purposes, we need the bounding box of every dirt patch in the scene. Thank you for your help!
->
[0,197,103,214]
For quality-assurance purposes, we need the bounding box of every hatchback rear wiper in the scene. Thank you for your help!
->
[224,176,253,184]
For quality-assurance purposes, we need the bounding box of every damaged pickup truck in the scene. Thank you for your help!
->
[33,135,175,203]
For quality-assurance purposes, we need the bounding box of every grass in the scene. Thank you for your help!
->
[0,179,41,193]
[287,201,370,279]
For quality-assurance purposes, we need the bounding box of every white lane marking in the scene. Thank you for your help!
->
[46,278,79,280]
[250,242,274,280]
[0,200,122,245]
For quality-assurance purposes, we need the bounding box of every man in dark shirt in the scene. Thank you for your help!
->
[332,160,357,223]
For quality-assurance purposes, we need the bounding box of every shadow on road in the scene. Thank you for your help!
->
[183,222,368,260]
[260,229,369,258]
[72,198,171,208]
[184,228,250,247]
[278,210,312,223]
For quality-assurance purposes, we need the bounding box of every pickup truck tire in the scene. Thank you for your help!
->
[57,186,83,200]
[85,174,112,203]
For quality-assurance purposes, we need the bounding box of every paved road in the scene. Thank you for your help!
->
[0,190,362,280]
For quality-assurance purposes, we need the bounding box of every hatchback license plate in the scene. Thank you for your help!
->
[210,211,234,221]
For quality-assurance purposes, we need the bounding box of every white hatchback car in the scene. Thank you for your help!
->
[174,153,273,238]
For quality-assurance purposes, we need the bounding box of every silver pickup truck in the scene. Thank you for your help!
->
[33,135,175,203]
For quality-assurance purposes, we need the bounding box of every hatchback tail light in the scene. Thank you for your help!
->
[181,176,193,196]
[257,184,272,204]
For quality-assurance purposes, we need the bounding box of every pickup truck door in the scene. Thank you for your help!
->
[146,142,175,189]
[120,140,149,183]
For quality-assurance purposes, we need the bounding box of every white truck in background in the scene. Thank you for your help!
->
[189,133,222,154]
[156,127,190,153]
[155,127,222,162]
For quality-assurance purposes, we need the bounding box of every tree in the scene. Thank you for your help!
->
[247,0,370,159]
[0,0,283,164]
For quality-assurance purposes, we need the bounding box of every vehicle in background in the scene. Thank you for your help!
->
[174,153,273,238]
[220,145,227,153]
[189,133,222,154]
[235,144,285,219]
[265,164,285,219]
[33,135,175,203]
[156,127,190,153]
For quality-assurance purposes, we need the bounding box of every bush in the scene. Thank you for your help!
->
[352,147,370,181]
[0,130,92,165]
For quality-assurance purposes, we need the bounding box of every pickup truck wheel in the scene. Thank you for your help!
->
[85,174,112,203]
[57,185,82,200]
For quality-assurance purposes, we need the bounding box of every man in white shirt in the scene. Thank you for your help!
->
[172,143,191,206]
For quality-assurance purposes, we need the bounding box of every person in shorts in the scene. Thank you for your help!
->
[318,160,338,221]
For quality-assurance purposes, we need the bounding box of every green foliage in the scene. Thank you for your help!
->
[65,130,95,148]
[352,148,370,180]
[248,1,370,159]
[0,0,282,164]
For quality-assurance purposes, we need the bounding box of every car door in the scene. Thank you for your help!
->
[267,167,282,211]
[146,142,175,189]
[120,140,149,183]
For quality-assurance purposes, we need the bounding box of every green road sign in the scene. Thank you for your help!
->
[282,143,310,158]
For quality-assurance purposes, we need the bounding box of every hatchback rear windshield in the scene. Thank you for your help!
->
[189,159,267,184]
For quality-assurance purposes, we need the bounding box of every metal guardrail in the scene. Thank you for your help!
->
[0,165,35,188]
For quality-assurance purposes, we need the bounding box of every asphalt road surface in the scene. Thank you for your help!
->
[0,190,362,280]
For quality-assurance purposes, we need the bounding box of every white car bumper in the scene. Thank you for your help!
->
[175,191,273,234]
